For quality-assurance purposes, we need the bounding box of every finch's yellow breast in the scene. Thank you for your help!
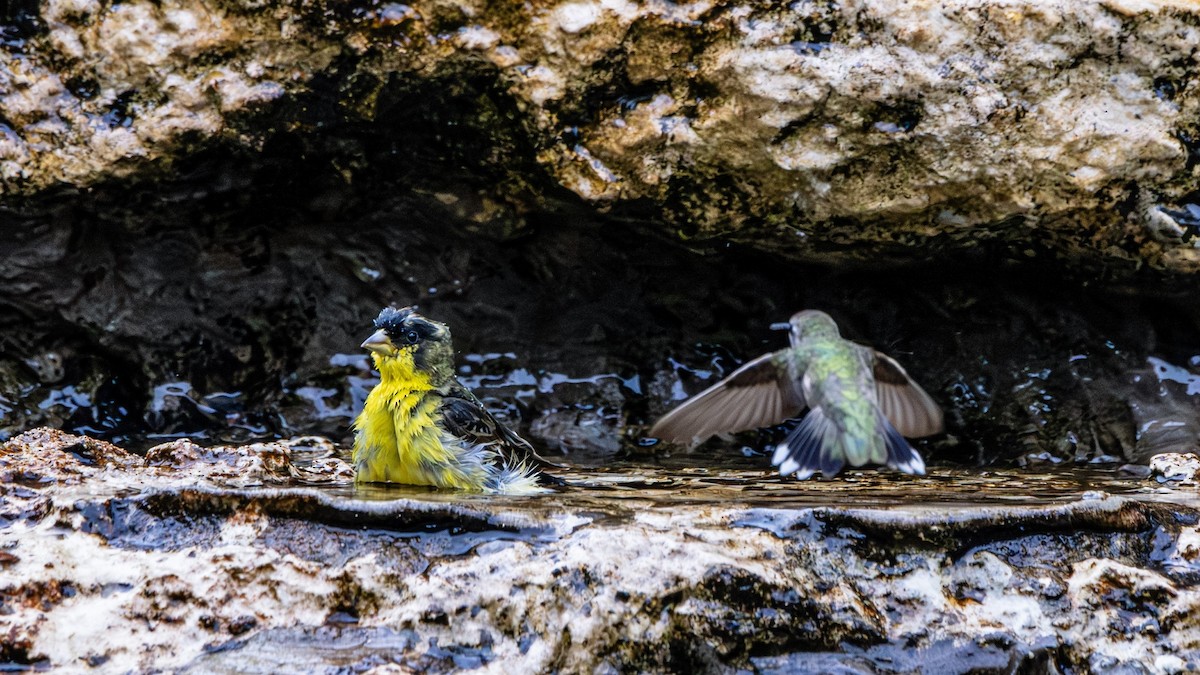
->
[352,350,488,489]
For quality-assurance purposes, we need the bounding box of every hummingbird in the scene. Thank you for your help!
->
[650,310,943,479]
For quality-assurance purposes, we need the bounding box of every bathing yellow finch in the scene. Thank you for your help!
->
[352,306,555,493]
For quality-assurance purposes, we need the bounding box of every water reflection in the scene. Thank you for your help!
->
[278,439,1192,512]
[37,385,91,411]
[1149,356,1200,396]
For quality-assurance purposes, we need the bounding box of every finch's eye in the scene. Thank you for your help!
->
[405,330,419,344]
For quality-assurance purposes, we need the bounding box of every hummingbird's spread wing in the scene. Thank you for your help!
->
[649,351,806,446]
[871,350,944,438]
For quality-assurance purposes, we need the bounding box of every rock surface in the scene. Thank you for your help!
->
[1,0,1199,270]
[3,428,1200,672]
[5,5,1200,662]
[1153,452,1200,486]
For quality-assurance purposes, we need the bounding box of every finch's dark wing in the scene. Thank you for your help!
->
[649,351,806,446]
[871,350,944,438]
[438,384,561,471]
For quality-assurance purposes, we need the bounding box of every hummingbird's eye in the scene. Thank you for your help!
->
[405,330,420,345]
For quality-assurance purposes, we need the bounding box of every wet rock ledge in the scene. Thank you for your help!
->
[3,428,1200,673]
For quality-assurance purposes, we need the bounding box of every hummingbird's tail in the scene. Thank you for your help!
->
[771,407,842,479]
[880,413,926,476]
[771,408,926,479]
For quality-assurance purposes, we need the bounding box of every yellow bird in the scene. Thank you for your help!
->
[351,306,555,493]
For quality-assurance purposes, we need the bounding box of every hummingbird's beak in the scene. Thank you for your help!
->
[361,328,393,355]
[769,322,790,331]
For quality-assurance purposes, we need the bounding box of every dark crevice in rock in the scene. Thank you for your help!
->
[103,90,137,129]
[863,99,923,134]
[0,0,45,48]
[824,500,1195,545]
[1179,130,1200,173]
[73,489,551,551]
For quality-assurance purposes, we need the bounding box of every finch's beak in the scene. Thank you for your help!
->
[769,322,790,331]
[361,329,393,355]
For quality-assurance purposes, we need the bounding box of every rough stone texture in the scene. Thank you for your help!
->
[3,428,1200,672]
[1,0,1199,270]
[1153,452,1200,485]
